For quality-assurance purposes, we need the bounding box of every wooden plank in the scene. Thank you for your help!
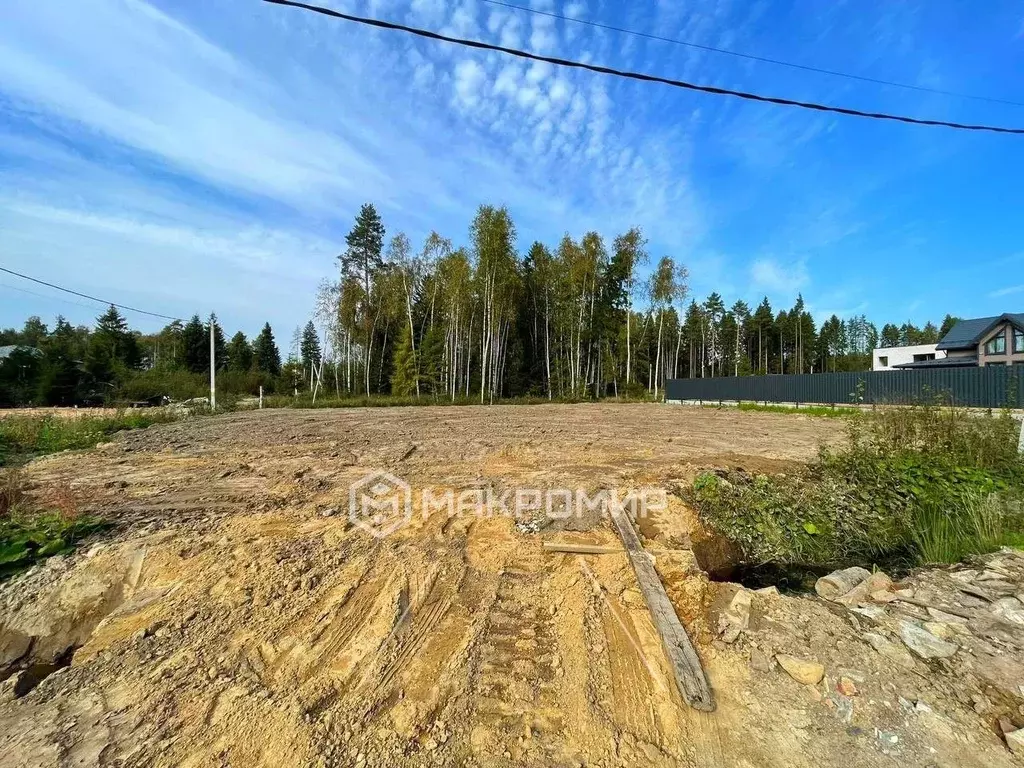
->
[608,503,715,712]
[542,542,624,555]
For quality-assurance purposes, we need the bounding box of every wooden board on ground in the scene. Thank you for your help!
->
[541,542,624,555]
[608,503,716,712]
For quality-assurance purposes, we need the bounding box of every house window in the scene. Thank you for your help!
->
[985,334,1006,355]
[878,356,888,367]
[912,353,935,362]
[1015,330,1024,354]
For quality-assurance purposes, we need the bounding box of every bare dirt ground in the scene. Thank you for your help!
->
[0,404,1020,767]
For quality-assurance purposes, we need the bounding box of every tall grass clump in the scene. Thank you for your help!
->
[691,402,1024,571]
[0,409,179,466]
[0,469,108,579]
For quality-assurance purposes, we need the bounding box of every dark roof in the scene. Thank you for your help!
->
[893,355,978,369]
[936,313,1024,350]
[0,345,42,361]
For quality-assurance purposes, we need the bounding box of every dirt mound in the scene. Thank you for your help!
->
[0,405,1016,766]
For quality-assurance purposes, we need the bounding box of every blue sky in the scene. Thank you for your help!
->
[1,0,1023,340]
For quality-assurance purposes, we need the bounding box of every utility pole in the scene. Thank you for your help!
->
[209,316,216,411]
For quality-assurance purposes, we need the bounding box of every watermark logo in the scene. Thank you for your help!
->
[348,470,413,538]
[347,470,667,539]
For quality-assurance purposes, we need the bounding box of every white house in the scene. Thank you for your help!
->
[872,344,945,371]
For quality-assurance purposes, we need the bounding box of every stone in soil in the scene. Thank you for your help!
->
[775,654,825,685]
[898,620,959,659]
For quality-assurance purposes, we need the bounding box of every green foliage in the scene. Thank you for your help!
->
[691,404,1024,571]
[0,410,179,466]
[0,511,108,580]
[733,402,861,418]
[227,331,254,372]
[253,323,282,376]
[390,323,418,396]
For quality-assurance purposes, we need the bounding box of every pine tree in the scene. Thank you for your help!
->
[390,322,418,396]
[181,315,207,373]
[939,314,961,339]
[227,332,253,371]
[254,323,281,375]
[340,203,385,395]
[37,317,82,405]
[880,323,900,348]
[300,321,322,388]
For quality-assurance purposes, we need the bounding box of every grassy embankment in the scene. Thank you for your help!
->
[0,409,180,579]
[691,402,1024,575]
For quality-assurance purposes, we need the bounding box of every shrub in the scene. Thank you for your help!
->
[691,403,1024,570]
[0,469,108,579]
[0,409,180,466]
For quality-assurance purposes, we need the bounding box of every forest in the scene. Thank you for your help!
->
[0,203,960,407]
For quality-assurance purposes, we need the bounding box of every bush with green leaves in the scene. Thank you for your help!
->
[691,403,1024,570]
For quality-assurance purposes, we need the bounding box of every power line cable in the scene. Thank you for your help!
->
[480,0,1024,108]
[261,0,1024,135]
[0,280,110,313]
[0,266,180,321]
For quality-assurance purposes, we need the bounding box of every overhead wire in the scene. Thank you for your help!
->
[0,266,180,321]
[261,0,1024,135]
[0,280,110,313]
[480,0,1024,108]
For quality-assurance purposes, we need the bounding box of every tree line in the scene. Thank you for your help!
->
[0,308,309,407]
[0,201,963,407]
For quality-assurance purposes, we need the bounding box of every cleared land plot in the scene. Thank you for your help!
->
[0,404,1016,767]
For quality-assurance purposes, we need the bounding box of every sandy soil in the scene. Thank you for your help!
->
[0,404,1018,767]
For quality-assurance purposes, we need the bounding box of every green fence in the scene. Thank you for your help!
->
[665,367,1024,408]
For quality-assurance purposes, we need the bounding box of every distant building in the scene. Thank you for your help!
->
[872,344,944,371]
[0,345,42,363]
[892,313,1024,369]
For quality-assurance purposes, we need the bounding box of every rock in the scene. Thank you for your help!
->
[835,572,893,606]
[898,620,959,659]
[755,586,779,597]
[718,589,752,642]
[850,605,886,621]
[749,648,773,673]
[927,607,969,625]
[1005,729,1024,759]
[775,654,825,685]
[992,597,1024,626]
[922,621,957,640]
[837,677,858,696]
[321,508,338,518]
[863,632,916,669]
[949,569,979,583]
[815,567,872,600]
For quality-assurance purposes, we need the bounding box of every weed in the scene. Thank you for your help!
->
[733,402,862,419]
[0,409,180,467]
[0,469,108,579]
[691,402,1024,572]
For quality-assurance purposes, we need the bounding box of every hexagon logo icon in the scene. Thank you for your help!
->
[348,470,412,538]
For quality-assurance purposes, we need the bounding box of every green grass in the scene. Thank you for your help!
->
[733,402,862,418]
[691,402,1024,572]
[0,409,180,467]
[0,511,108,580]
[0,470,109,580]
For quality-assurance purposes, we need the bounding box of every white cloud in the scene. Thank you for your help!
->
[750,258,809,295]
[565,2,586,20]
[990,284,1024,298]
[453,59,487,108]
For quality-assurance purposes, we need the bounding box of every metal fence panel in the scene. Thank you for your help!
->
[664,367,1024,408]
